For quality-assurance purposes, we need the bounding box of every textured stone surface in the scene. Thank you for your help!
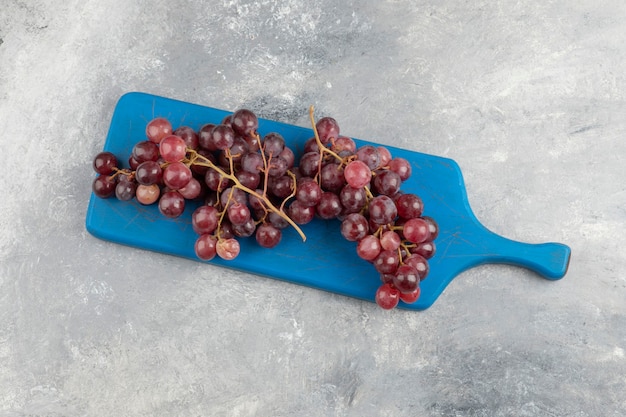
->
[1,1,625,416]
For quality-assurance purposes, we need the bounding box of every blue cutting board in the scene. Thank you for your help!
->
[85,92,571,310]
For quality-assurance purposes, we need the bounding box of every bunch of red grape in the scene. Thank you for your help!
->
[294,110,438,309]
[91,106,438,310]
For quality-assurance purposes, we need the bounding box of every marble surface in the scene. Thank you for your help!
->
[1,1,625,416]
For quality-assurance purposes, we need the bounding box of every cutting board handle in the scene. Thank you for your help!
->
[481,231,571,280]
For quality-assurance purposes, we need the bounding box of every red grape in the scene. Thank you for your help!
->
[344,160,372,189]
[402,218,431,243]
[93,152,118,175]
[227,202,251,225]
[377,146,392,167]
[422,216,439,240]
[388,157,411,181]
[263,132,285,156]
[340,213,369,241]
[373,249,400,274]
[392,264,420,294]
[132,140,160,163]
[316,192,342,220]
[135,161,162,185]
[160,135,187,163]
[287,200,316,224]
[404,254,430,280]
[163,161,192,190]
[115,180,136,201]
[375,283,400,310]
[319,163,345,192]
[411,241,436,259]
[173,126,199,150]
[92,175,116,198]
[339,185,367,212]
[158,190,185,218]
[192,205,219,235]
[195,234,218,261]
[216,238,240,260]
[296,180,322,207]
[356,235,381,261]
[146,117,173,144]
[372,170,401,196]
[256,223,282,248]
[211,124,235,150]
[395,193,423,219]
[231,109,259,138]
[356,145,380,170]
[380,230,401,251]
[178,178,202,200]
[136,184,160,205]
[368,195,397,225]
[399,287,421,304]
[315,117,340,144]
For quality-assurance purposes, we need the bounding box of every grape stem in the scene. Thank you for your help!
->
[308,105,346,175]
[187,149,307,242]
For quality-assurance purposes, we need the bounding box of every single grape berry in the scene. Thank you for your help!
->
[399,287,421,304]
[296,180,322,207]
[344,160,372,189]
[340,213,369,241]
[158,190,185,218]
[375,283,400,310]
[373,249,400,274]
[231,109,259,138]
[356,235,382,261]
[146,117,173,144]
[287,200,316,225]
[395,193,423,219]
[227,202,251,226]
[403,254,430,280]
[356,145,380,170]
[315,117,340,144]
[216,238,241,260]
[132,140,160,163]
[198,123,217,151]
[192,205,219,235]
[316,192,342,220]
[377,146,392,167]
[339,185,367,212]
[136,184,160,205]
[195,234,218,261]
[380,230,401,251]
[92,175,116,198]
[211,124,236,150]
[372,170,401,196]
[422,216,439,240]
[388,157,411,181]
[402,218,431,243]
[135,161,162,185]
[232,218,257,238]
[256,223,282,248]
[411,241,436,259]
[204,168,230,192]
[115,180,137,201]
[160,135,187,163]
[163,161,192,190]
[393,264,420,294]
[263,132,285,156]
[93,152,118,175]
[368,195,398,225]
[173,126,199,150]
[178,178,203,200]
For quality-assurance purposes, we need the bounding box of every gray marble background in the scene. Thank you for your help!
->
[1,1,625,416]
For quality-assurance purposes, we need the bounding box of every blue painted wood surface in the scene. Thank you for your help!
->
[85,92,571,310]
